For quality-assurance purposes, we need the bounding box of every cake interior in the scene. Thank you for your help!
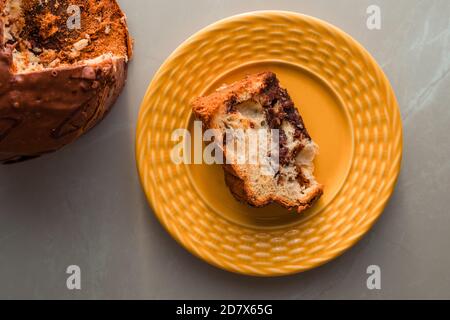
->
[1,0,129,73]
[217,95,321,205]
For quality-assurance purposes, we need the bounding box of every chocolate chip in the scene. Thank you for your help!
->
[226,95,238,113]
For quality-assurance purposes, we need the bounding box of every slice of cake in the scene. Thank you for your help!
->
[192,72,323,213]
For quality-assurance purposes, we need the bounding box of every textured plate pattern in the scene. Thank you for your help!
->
[136,11,403,276]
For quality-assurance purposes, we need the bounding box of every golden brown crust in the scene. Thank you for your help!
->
[223,166,249,204]
[224,165,323,213]
[192,71,323,214]
[192,72,272,128]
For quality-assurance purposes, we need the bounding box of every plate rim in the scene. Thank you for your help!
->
[136,10,404,277]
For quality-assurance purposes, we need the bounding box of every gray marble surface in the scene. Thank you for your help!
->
[0,0,449,299]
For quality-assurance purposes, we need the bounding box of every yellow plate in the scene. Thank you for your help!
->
[136,11,403,276]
